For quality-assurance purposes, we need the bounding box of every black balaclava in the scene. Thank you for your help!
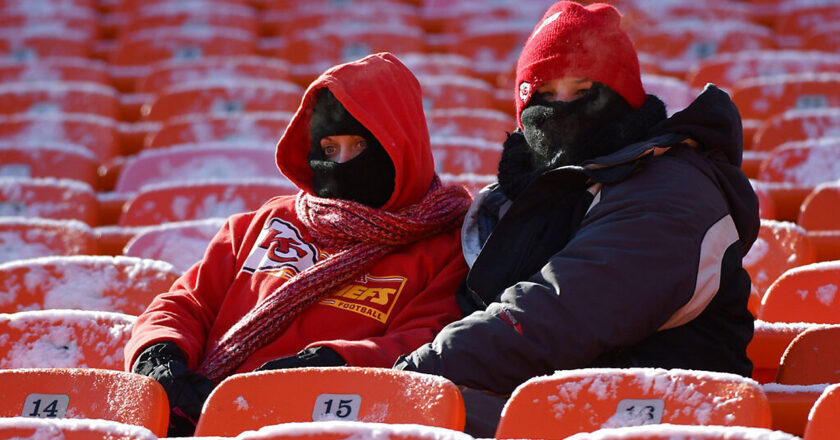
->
[498,82,667,200]
[308,88,396,208]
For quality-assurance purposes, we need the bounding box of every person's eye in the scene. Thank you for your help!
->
[357,140,367,150]
[322,145,337,156]
[539,91,555,100]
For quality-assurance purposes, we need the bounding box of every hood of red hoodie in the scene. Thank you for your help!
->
[275,52,434,212]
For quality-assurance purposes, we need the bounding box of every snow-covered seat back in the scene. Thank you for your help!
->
[777,325,840,386]
[0,56,110,86]
[430,136,501,176]
[687,50,840,92]
[0,141,99,187]
[235,421,473,440]
[731,73,840,122]
[0,255,179,314]
[757,137,840,188]
[495,368,771,439]
[562,424,799,440]
[753,108,840,153]
[427,107,513,144]
[123,218,225,273]
[0,177,98,226]
[0,113,120,162]
[798,181,840,232]
[0,310,134,370]
[0,217,97,265]
[758,261,840,325]
[137,55,290,94]
[144,111,291,150]
[804,383,840,440]
[0,369,167,437]
[194,367,466,437]
[0,80,120,120]
[0,417,159,440]
[743,220,816,303]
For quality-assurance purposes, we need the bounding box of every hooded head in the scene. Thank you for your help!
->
[276,53,434,212]
[514,1,646,127]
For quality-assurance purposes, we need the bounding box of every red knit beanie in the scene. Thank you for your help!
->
[515,1,646,127]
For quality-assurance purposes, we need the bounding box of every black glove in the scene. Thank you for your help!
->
[255,346,347,371]
[132,341,215,438]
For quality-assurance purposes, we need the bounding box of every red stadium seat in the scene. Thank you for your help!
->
[137,55,291,94]
[757,138,840,187]
[417,74,496,112]
[775,2,840,49]
[0,368,167,437]
[0,28,90,59]
[0,141,98,187]
[641,74,694,116]
[0,217,97,264]
[742,219,816,302]
[0,113,119,162]
[747,321,822,384]
[753,108,840,153]
[144,111,291,150]
[427,108,513,144]
[450,19,533,82]
[118,179,297,226]
[123,218,225,273]
[440,173,494,199]
[758,261,840,324]
[195,367,465,437]
[804,383,840,440]
[798,182,840,232]
[561,424,798,440]
[121,1,258,37]
[732,73,840,122]
[0,81,120,120]
[0,417,159,440]
[0,177,98,226]
[0,2,99,41]
[763,383,827,438]
[802,25,840,54]
[141,78,302,122]
[0,310,134,370]
[0,57,110,85]
[777,325,840,385]
[262,1,421,39]
[399,53,475,78]
[235,421,472,440]
[687,50,840,92]
[111,26,257,67]
[0,255,179,314]
[495,367,771,439]
[431,137,501,175]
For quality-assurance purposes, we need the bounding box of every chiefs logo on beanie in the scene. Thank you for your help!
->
[515,1,646,127]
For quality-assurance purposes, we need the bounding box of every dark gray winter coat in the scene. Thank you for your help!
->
[395,85,760,395]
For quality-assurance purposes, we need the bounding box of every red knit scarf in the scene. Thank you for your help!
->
[198,176,471,381]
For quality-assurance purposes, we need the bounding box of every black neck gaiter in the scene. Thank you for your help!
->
[308,140,396,208]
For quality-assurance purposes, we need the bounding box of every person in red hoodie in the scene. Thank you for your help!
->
[125,53,472,437]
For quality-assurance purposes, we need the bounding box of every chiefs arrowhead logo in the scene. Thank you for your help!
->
[241,218,320,276]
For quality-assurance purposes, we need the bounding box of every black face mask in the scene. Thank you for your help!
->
[308,140,396,208]
[519,82,634,168]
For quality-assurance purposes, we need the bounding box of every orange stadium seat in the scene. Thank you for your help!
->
[731,73,840,122]
[427,108,513,144]
[113,0,251,14]
[751,181,776,220]
[742,220,816,303]
[747,321,822,384]
[758,261,840,324]
[431,137,502,175]
[775,2,840,49]
[631,20,775,77]
[0,141,99,187]
[798,182,840,232]
[0,177,98,226]
[440,173,494,199]
[0,255,179,314]
[450,20,533,82]
[115,144,278,192]
[118,179,297,226]
[641,74,694,116]
[757,138,840,188]
[0,2,99,40]
[121,1,258,37]
[262,1,421,39]
[806,230,840,262]
[777,325,840,385]
[494,368,771,439]
[752,108,840,153]
[234,421,472,440]
[0,113,120,162]
[0,310,134,370]
[804,383,840,440]
[417,74,496,112]
[399,53,475,78]
[141,79,302,122]
[0,80,120,120]
[0,57,110,85]
[0,28,91,59]
[194,367,465,437]
[615,0,756,35]
[144,112,291,150]
[687,50,840,92]
[0,417,158,440]
[123,218,225,273]
[561,424,799,440]
[0,217,97,264]
[110,26,257,67]
[0,368,167,437]
[137,55,291,94]
[762,383,826,438]
[802,25,840,54]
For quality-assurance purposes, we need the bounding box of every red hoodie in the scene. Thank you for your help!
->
[124,53,467,374]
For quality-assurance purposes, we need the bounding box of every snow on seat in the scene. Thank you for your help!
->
[194,367,465,437]
[137,55,291,95]
[110,26,257,68]
[0,368,167,437]
[776,325,840,386]
[0,112,120,162]
[753,108,840,153]
[144,111,292,150]
[762,382,828,438]
[798,181,840,232]
[399,53,475,78]
[430,136,502,175]
[0,26,91,59]
[0,140,98,187]
[115,144,280,193]
[774,0,840,49]
[451,19,534,82]
[561,424,799,440]
[0,2,99,42]
[122,1,258,38]
[747,321,824,385]
[630,20,775,78]
[262,1,421,40]
[641,74,694,116]
[686,50,840,92]
[0,217,97,264]
[758,261,840,325]
[118,178,297,227]
[440,173,494,199]
[0,56,110,86]
[494,368,771,439]
[0,80,120,120]
[757,137,840,187]
[0,177,98,226]
[0,417,158,440]
[731,73,840,122]
[234,421,473,440]
[141,78,302,123]
[427,108,513,144]
[417,74,496,112]
[0,255,179,314]
[743,220,816,308]
[0,310,134,370]
[123,218,225,273]
[802,23,840,54]
[804,383,840,440]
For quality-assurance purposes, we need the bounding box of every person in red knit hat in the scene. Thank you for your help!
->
[396,1,759,436]
[125,53,472,437]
